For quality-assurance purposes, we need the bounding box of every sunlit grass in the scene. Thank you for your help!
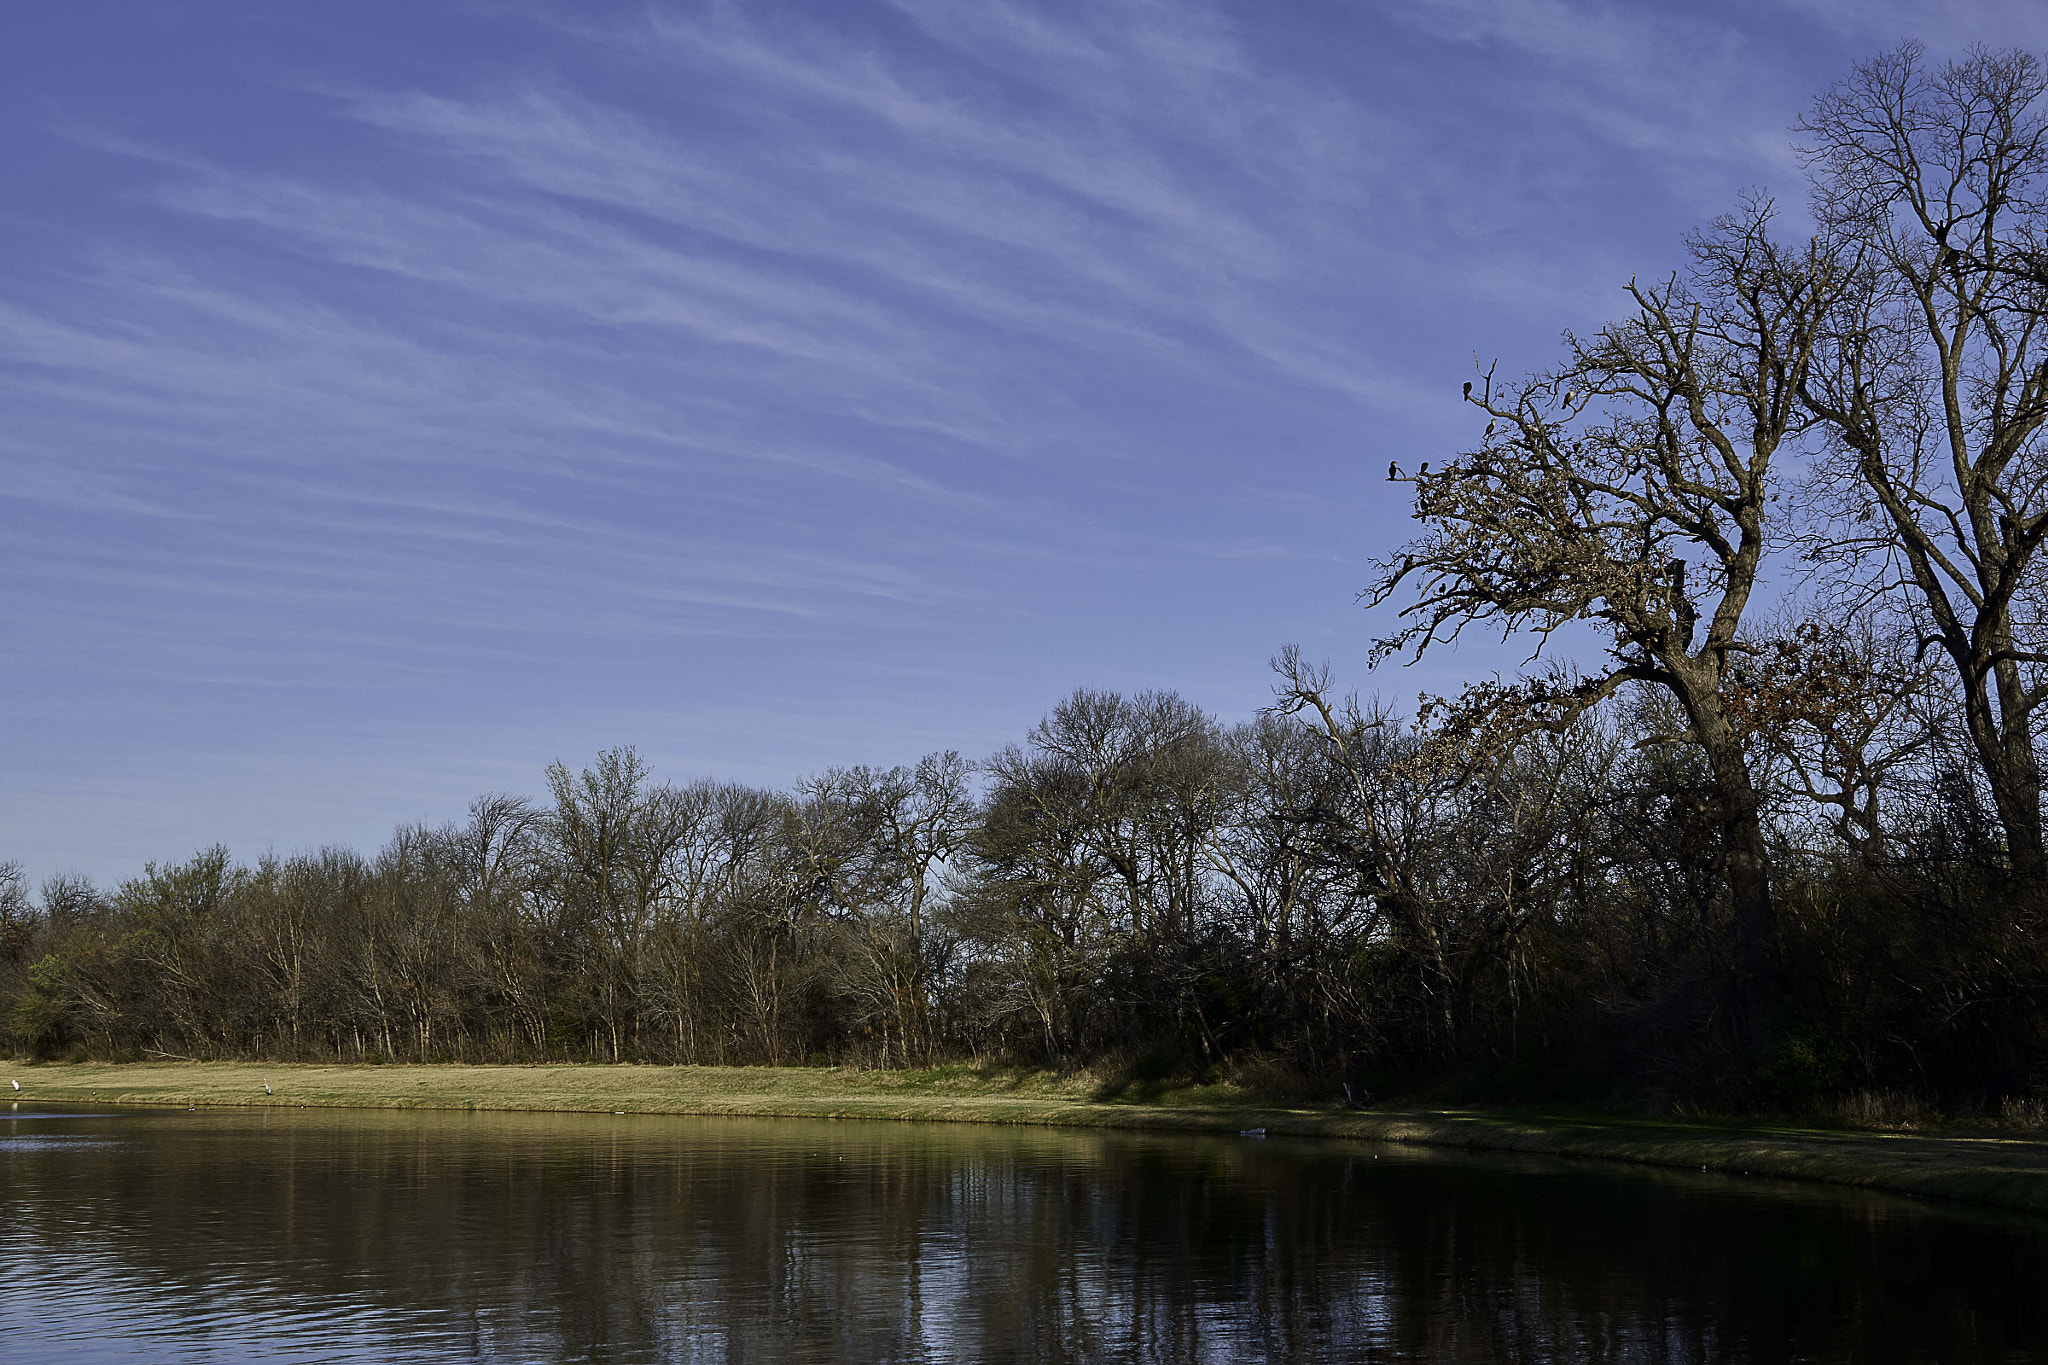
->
[6,1061,2048,1214]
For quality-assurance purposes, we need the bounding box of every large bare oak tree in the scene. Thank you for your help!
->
[1369,203,1846,1027]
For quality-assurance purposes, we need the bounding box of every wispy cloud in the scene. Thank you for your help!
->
[1772,0,2048,48]
[1380,0,1810,208]
[7,0,1996,881]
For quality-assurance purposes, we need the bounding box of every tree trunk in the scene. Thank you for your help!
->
[1701,725,1777,1056]
[1975,667,2048,899]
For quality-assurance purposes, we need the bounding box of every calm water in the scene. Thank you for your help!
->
[1,1104,2045,1363]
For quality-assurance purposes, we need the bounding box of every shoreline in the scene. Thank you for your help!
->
[9,1061,2048,1216]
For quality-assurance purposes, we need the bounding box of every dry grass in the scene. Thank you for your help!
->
[1999,1095,2048,1131]
[0,1060,1256,1127]
[1819,1088,1935,1132]
[9,1061,2048,1215]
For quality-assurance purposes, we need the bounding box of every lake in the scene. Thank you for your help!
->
[2,1103,2044,1362]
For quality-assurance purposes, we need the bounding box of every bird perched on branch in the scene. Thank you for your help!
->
[1463,381,1473,399]
[1389,461,1400,480]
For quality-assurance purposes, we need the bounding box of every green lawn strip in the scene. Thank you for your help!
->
[8,1062,2048,1214]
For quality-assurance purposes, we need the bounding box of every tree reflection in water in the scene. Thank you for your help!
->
[1,1107,2043,1363]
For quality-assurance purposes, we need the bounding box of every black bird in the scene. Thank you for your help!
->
[1419,461,1430,475]
[1463,381,1473,399]
[1388,461,1401,480]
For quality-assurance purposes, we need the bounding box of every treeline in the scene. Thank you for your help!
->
[0,670,2041,1110]
[10,44,2048,1111]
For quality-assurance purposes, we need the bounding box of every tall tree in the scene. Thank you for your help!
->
[1796,43,2048,894]
[1368,203,1845,1037]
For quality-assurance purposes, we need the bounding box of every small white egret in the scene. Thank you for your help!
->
[10,1080,17,1091]
[264,1082,272,1095]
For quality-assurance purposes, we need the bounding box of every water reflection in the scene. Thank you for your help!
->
[0,1104,2042,1363]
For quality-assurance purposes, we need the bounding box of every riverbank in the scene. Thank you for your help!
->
[9,1061,2048,1215]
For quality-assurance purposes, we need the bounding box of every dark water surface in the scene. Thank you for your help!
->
[2,1104,2045,1363]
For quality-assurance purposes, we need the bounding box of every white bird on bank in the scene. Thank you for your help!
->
[264,1082,272,1095]
[10,1080,16,1091]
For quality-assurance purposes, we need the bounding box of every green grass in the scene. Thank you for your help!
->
[10,1060,2048,1215]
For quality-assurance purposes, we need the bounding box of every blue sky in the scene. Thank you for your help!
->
[5,0,2044,885]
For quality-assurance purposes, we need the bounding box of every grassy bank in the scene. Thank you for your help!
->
[9,1061,2048,1216]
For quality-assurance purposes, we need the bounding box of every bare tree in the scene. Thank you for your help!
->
[546,748,657,1061]
[840,753,973,1065]
[1796,43,2048,894]
[1368,202,1846,1032]
[448,795,551,1057]
[1266,656,1619,1072]
[0,863,35,967]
